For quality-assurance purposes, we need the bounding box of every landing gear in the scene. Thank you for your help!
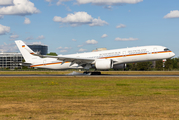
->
[83,71,101,75]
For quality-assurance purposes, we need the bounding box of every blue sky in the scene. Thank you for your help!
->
[0,0,179,57]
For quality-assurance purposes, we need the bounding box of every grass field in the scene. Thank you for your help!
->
[0,70,179,75]
[0,76,179,119]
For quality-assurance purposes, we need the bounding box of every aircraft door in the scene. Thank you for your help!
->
[43,60,46,66]
[153,48,157,54]
[122,51,126,57]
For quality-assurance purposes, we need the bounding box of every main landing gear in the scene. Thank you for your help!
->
[83,71,101,75]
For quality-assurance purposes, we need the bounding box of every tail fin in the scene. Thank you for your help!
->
[15,40,41,63]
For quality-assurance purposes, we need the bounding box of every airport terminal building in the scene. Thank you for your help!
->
[0,53,23,69]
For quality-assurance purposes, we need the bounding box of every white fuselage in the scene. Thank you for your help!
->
[30,45,175,70]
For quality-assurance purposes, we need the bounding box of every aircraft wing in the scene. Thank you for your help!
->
[33,54,95,65]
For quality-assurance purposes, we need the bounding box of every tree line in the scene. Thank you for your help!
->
[124,57,179,71]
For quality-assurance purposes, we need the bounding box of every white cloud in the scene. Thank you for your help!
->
[72,39,76,41]
[25,36,34,40]
[101,34,108,38]
[76,0,143,5]
[0,43,18,53]
[78,48,87,52]
[10,34,19,40]
[77,45,83,47]
[115,37,138,41]
[36,35,45,40]
[57,46,71,53]
[57,46,71,50]
[64,47,71,49]
[32,41,42,45]
[56,0,71,6]
[0,0,14,6]
[104,6,112,10]
[60,50,67,53]
[53,12,108,27]
[24,17,31,24]
[0,15,3,19]
[89,17,108,27]
[164,10,179,19]
[116,24,126,28]
[45,0,53,2]
[0,24,10,35]
[57,46,63,49]
[86,39,98,44]
[0,0,40,16]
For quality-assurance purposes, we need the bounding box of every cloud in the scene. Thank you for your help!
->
[86,39,98,44]
[164,10,179,19]
[116,24,126,28]
[78,48,87,52]
[57,46,63,49]
[0,0,40,16]
[60,50,67,53]
[32,41,42,45]
[77,44,83,47]
[53,12,108,27]
[76,0,143,5]
[45,0,53,2]
[57,46,71,53]
[101,34,108,38]
[115,37,138,41]
[89,17,108,26]
[0,0,14,6]
[36,35,45,40]
[104,6,112,10]
[72,39,76,41]
[56,0,71,6]
[64,47,71,49]
[25,36,34,40]
[0,15,3,19]
[0,43,18,53]
[24,17,31,24]
[0,24,10,35]
[10,34,19,40]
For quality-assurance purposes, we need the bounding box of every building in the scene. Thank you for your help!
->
[28,44,48,55]
[0,53,23,69]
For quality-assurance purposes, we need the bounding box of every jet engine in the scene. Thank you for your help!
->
[113,64,126,70]
[95,59,113,70]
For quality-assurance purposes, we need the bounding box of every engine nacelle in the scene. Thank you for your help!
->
[95,59,113,70]
[113,64,126,70]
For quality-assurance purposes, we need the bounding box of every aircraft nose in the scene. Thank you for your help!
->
[171,52,175,57]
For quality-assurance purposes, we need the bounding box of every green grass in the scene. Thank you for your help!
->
[0,77,179,99]
[0,77,179,119]
[0,70,179,75]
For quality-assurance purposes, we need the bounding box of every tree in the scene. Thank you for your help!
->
[165,59,173,71]
[172,58,179,69]
[47,52,57,56]
[136,61,152,71]
[155,60,163,70]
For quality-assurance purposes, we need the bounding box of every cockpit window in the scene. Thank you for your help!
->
[164,48,170,51]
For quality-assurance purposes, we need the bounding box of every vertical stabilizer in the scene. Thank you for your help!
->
[15,40,40,63]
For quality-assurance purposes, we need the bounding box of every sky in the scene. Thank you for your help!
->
[0,0,179,57]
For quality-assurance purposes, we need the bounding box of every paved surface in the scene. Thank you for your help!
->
[0,74,179,77]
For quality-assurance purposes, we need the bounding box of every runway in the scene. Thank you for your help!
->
[0,74,179,77]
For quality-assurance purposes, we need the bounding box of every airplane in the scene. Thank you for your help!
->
[15,40,175,75]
